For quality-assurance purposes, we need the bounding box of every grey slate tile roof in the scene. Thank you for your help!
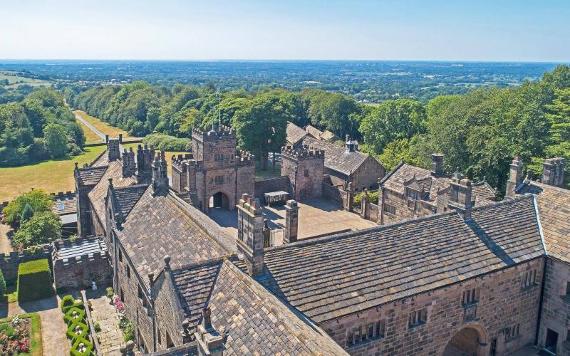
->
[88,160,138,226]
[382,163,496,205]
[249,196,543,323]
[521,182,570,263]
[286,122,308,146]
[171,260,347,356]
[112,184,149,219]
[117,188,233,286]
[77,166,108,186]
[302,136,370,176]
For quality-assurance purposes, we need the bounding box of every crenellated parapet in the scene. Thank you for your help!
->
[192,125,235,142]
[281,144,325,160]
[236,150,255,167]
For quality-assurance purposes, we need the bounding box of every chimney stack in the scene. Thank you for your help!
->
[345,135,357,153]
[236,194,265,276]
[448,175,473,220]
[542,158,565,187]
[506,156,523,198]
[283,200,299,244]
[107,138,120,161]
[136,144,155,184]
[122,148,136,177]
[194,308,224,356]
[151,151,169,195]
[431,153,444,177]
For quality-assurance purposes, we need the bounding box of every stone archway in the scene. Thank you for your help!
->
[209,191,230,210]
[443,324,489,356]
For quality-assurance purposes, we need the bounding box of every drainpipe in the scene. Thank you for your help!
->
[534,257,547,347]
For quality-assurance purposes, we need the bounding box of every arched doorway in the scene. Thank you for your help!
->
[443,325,488,356]
[209,192,230,210]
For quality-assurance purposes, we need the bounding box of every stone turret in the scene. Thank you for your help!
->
[122,148,136,177]
[236,194,265,276]
[151,151,169,195]
[280,145,325,201]
[506,156,523,198]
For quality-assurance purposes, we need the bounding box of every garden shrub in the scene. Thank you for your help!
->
[66,321,89,343]
[17,259,54,303]
[105,287,114,299]
[62,299,84,314]
[70,337,94,356]
[61,295,75,311]
[64,307,86,326]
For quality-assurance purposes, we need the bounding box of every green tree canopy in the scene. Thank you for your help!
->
[2,190,53,227]
[44,123,69,158]
[13,211,62,248]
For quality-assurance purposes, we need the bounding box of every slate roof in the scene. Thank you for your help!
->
[117,189,233,286]
[521,182,570,263]
[304,124,324,139]
[91,150,110,167]
[249,196,543,323]
[286,122,308,146]
[382,163,496,205]
[170,260,347,355]
[302,136,371,176]
[76,166,108,186]
[88,160,138,226]
[112,184,149,219]
[52,195,77,215]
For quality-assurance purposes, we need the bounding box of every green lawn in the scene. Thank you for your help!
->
[77,119,103,144]
[0,71,50,88]
[0,146,106,202]
[74,110,130,138]
[0,313,42,356]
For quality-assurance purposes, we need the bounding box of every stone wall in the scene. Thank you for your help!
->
[153,270,185,352]
[53,251,112,290]
[281,147,324,201]
[538,257,570,354]
[0,246,52,282]
[321,258,544,355]
[254,176,291,200]
[379,188,437,225]
[351,157,385,192]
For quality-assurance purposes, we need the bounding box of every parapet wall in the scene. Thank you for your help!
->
[254,176,291,200]
[281,145,325,161]
[0,190,76,213]
[0,245,52,282]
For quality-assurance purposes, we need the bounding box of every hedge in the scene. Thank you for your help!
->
[61,295,84,314]
[70,337,94,356]
[64,307,86,326]
[66,321,89,343]
[17,259,54,303]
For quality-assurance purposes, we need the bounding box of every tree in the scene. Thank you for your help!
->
[302,89,362,138]
[2,190,53,227]
[20,203,34,224]
[232,92,288,170]
[13,211,62,248]
[360,99,426,155]
[44,123,68,158]
[378,138,424,172]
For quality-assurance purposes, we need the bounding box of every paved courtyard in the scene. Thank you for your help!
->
[209,197,376,245]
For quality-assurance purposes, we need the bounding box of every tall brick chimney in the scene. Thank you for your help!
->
[107,138,120,161]
[431,153,444,177]
[136,144,154,184]
[506,156,523,198]
[448,175,473,220]
[283,200,299,244]
[236,194,265,276]
[542,158,565,187]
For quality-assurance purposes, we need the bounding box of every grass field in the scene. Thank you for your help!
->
[0,71,50,88]
[77,119,103,144]
[0,146,106,202]
[74,110,130,138]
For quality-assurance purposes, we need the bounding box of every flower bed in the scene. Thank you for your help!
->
[0,313,42,356]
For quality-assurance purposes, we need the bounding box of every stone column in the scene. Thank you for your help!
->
[283,200,299,244]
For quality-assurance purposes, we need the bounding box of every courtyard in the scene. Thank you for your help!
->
[209,197,377,245]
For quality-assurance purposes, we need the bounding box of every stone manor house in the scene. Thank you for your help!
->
[61,126,569,356]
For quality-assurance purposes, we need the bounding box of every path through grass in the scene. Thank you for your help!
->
[74,110,130,138]
[77,119,103,144]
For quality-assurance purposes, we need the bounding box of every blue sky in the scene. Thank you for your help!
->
[0,0,568,61]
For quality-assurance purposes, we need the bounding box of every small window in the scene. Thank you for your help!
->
[375,320,385,338]
[462,288,478,305]
[522,269,537,289]
[119,249,123,262]
[367,323,374,339]
[214,153,224,161]
[409,308,428,328]
[158,330,162,345]
[138,285,144,299]
[384,204,396,215]
[120,288,124,302]
[567,330,570,342]
[505,324,520,342]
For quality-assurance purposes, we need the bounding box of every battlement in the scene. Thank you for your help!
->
[53,251,108,267]
[236,150,255,166]
[50,191,75,199]
[281,145,325,160]
[192,125,236,142]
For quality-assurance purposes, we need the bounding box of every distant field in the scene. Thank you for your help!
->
[0,146,106,202]
[74,110,130,138]
[0,71,50,88]
[77,118,103,144]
